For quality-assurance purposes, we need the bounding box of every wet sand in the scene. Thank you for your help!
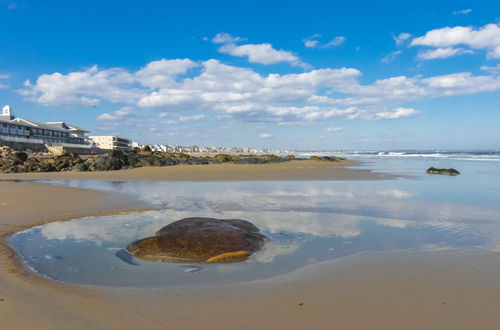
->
[0,160,385,181]
[1,170,500,329]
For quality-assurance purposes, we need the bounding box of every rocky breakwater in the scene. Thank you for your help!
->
[126,217,269,263]
[0,146,346,173]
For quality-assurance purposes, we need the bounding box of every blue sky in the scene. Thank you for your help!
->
[1,0,499,150]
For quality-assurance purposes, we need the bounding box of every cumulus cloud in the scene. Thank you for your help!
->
[97,106,134,121]
[411,23,500,59]
[481,64,500,75]
[211,32,245,44]
[19,65,143,106]
[372,107,419,120]
[20,55,500,125]
[135,59,197,88]
[219,42,302,65]
[259,133,272,138]
[213,32,308,68]
[417,47,474,60]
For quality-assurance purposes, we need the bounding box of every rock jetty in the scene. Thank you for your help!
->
[126,217,269,263]
[0,146,346,173]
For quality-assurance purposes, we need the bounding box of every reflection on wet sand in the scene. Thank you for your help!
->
[9,180,500,286]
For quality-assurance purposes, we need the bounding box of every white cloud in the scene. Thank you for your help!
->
[322,36,346,48]
[135,58,197,88]
[325,126,345,132]
[303,34,345,48]
[212,32,308,68]
[411,23,500,59]
[303,33,321,48]
[417,47,474,60]
[259,133,272,138]
[211,32,245,44]
[304,39,319,48]
[381,50,402,63]
[453,8,472,15]
[394,32,412,46]
[0,74,9,89]
[372,107,419,120]
[178,114,206,122]
[19,65,143,106]
[20,56,500,125]
[481,64,500,75]
[97,106,134,121]
[218,42,306,67]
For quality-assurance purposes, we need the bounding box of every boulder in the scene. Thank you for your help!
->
[426,167,461,176]
[126,217,269,263]
[213,153,239,163]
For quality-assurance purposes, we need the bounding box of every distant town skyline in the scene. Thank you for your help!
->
[1,0,499,150]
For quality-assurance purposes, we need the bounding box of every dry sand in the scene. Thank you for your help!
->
[1,166,499,329]
[0,160,386,181]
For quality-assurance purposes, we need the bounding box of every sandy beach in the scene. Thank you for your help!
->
[0,160,384,181]
[1,164,500,329]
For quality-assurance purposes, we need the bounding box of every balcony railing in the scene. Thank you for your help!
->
[49,142,92,148]
[0,135,44,144]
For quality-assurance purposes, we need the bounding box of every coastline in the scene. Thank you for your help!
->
[0,160,387,181]
[1,166,500,329]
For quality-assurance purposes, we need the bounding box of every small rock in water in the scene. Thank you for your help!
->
[426,167,461,176]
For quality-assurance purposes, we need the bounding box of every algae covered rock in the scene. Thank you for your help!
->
[426,167,461,176]
[126,217,269,263]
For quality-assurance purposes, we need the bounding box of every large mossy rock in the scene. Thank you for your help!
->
[126,217,269,263]
[426,167,461,176]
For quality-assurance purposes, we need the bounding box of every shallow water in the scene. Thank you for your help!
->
[8,157,500,287]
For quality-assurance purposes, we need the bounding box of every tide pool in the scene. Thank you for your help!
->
[8,157,500,287]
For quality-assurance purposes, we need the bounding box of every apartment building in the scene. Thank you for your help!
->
[0,105,90,146]
[89,136,132,150]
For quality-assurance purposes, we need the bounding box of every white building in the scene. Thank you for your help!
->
[89,136,132,150]
[0,105,90,146]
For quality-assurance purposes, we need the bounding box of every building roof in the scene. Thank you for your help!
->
[11,118,90,134]
[67,124,90,133]
[11,118,69,132]
[1,106,90,134]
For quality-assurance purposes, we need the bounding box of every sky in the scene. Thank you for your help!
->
[1,0,499,150]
